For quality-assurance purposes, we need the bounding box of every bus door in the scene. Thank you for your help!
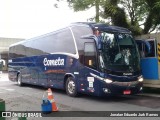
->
[136,39,159,80]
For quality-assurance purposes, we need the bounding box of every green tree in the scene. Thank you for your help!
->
[62,0,160,35]
[104,0,160,35]
[143,0,160,34]
[104,0,129,28]
[67,0,106,22]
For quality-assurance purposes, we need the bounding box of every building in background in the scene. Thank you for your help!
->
[0,37,24,71]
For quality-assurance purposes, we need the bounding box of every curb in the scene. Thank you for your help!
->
[138,93,160,98]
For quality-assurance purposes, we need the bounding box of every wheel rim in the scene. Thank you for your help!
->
[67,79,75,94]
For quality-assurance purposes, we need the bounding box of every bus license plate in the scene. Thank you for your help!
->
[123,90,131,95]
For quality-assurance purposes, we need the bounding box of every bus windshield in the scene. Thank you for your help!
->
[100,32,140,72]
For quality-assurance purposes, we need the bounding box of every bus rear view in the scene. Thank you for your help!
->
[8,22,143,97]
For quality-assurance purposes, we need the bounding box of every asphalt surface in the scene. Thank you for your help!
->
[1,73,160,120]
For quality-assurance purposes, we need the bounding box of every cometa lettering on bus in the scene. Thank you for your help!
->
[43,57,64,66]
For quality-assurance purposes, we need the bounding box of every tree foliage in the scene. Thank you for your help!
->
[62,0,160,35]
[67,0,104,22]
[143,0,160,34]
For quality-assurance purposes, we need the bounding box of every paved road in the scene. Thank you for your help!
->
[1,73,160,120]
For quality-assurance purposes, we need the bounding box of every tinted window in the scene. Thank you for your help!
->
[71,25,92,51]
[84,42,97,69]
[9,28,76,59]
[9,45,26,59]
[146,41,157,57]
[137,40,157,58]
[9,46,16,59]
[16,44,26,57]
[71,26,93,64]
[25,41,43,57]
[33,28,76,55]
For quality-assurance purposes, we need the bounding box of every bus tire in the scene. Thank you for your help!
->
[66,77,78,97]
[17,74,23,86]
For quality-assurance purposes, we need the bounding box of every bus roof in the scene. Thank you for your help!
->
[10,22,131,47]
[71,22,131,33]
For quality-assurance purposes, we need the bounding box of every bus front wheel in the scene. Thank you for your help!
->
[66,77,78,97]
[17,74,23,86]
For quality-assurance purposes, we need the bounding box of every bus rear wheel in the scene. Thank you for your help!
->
[66,77,78,97]
[17,74,23,86]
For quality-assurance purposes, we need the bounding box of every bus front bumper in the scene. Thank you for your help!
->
[101,81,143,95]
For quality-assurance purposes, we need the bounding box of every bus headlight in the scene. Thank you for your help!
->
[138,76,143,82]
[104,79,113,83]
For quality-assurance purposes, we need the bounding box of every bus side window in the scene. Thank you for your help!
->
[145,40,157,57]
[136,42,145,58]
[136,40,157,58]
[84,42,97,69]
